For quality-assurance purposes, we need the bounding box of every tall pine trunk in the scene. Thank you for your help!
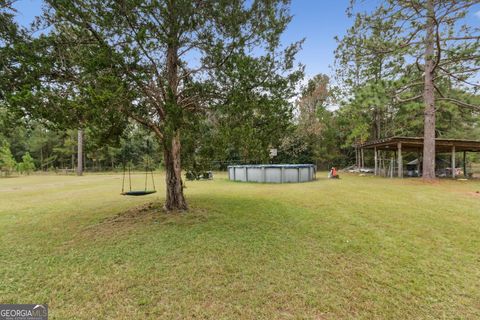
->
[162,33,187,211]
[422,0,436,180]
[77,128,83,176]
[163,130,187,211]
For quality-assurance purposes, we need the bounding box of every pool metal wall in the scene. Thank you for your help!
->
[227,164,316,183]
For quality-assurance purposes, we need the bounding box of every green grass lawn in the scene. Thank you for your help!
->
[1,173,480,319]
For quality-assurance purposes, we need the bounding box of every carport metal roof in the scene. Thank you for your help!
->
[358,136,480,153]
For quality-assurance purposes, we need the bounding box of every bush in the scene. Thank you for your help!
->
[17,152,36,175]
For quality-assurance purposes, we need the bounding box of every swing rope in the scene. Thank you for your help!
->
[150,168,156,191]
[128,164,132,191]
[121,163,125,193]
[144,161,148,191]
[121,139,156,196]
[121,157,133,193]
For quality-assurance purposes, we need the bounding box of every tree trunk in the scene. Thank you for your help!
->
[77,128,83,176]
[40,147,43,171]
[163,130,188,211]
[162,18,187,211]
[71,147,75,170]
[422,0,436,180]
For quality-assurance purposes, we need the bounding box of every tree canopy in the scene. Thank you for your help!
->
[29,0,302,210]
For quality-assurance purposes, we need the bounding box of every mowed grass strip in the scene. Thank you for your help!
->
[1,173,479,319]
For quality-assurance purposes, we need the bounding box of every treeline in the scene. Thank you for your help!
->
[2,68,479,176]
[0,72,340,175]
[0,112,164,175]
[286,75,480,170]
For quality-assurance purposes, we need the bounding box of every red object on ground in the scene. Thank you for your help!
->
[332,167,337,177]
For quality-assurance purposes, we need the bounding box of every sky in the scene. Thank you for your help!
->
[12,0,480,80]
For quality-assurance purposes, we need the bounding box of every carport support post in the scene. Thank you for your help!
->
[390,156,394,178]
[463,151,467,178]
[374,147,378,176]
[417,150,421,176]
[397,142,403,178]
[451,146,456,178]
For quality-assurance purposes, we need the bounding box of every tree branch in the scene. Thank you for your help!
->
[395,94,423,103]
[437,97,480,111]
[438,66,480,88]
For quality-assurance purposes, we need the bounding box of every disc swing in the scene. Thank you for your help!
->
[121,140,157,196]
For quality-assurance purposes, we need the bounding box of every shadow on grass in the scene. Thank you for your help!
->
[61,194,308,251]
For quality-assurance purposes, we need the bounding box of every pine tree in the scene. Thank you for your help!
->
[0,143,16,176]
[18,152,35,175]
[336,0,480,179]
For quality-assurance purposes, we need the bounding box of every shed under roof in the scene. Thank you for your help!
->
[358,136,480,153]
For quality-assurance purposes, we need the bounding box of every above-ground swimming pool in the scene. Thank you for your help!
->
[227,164,316,183]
